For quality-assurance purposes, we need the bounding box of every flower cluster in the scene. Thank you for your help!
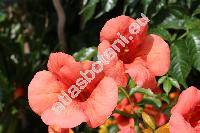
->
[28,15,200,133]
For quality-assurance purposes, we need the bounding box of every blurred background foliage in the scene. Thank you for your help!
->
[0,0,199,132]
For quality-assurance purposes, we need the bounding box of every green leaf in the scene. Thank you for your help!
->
[138,97,162,108]
[0,103,4,112]
[160,14,185,30]
[192,6,200,16]
[127,78,136,88]
[163,78,172,95]
[134,117,141,133]
[123,0,138,14]
[95,0,117,18]
[168,77,180,89]
[184,18,200,30]
[73,47,97,61]
[118,90,125,103]
[118,87,132,104]
[163,103,174,117]
[169,40,191,88]
[168,0,177,4]
[157,76,167,86]
[11,107,18,115]
[186,30,200,72]
[160,94,170,104]
[108,125,119,133]
[0,71,8,90]
[147,0,165,18]
[0,12,6,23]
[171,33,177,42]
[142,112,156,130]
[102,0,117,12]
[80,0,99,14]
[186,0,192,8]
[79,0,100,27]
[149,27,171,41]
[129,87,156,97]
[141,0,153,14]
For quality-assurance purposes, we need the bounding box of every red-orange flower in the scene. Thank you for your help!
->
[14,87,25,99]
[169,86,200,133]
[48,125,73,133]
[28,52,118,128]
[144,105,168,127]
[98,15,170,90]
[113,99,135,130]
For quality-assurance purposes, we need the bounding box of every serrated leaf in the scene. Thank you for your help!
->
[160,15,185,30]
[168,77,180,89]
[184,18,200,30]
[73,47,97,61]
[129,87,156,97]
[142,112,156,130]
[138,97,162,108]
[163,78,172,95]
[157,76,167,86]
[169,40,191,88]
[186,30,200,72]
[149,27,171,41]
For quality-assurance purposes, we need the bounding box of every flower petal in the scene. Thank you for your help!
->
[41,101,87,128]
[103,60,128,87]
[47,52,83,86]
[48,125,70,133]
[169,87,200,133]
[47,52,82,76]
[171,86,200,115]
[100,15,148,47]
[82,77,118,128]
[29,71,87,128]
[125,58,157,89]
[28,70,65,115]
[169,113,195,133]
[98,40,119,67]
[116,116,134,130]
[118,127,135,133]
[135,34,170,76]
[98,40,128,87]
[100,15,133,43]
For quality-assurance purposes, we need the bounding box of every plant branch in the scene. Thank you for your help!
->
[52,0,67,51]
[113,109,138,119]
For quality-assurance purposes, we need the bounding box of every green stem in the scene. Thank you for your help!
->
[178,30,188,40]
[134,118,141,133]
[113,109,138,119]
[119,87,134,112]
